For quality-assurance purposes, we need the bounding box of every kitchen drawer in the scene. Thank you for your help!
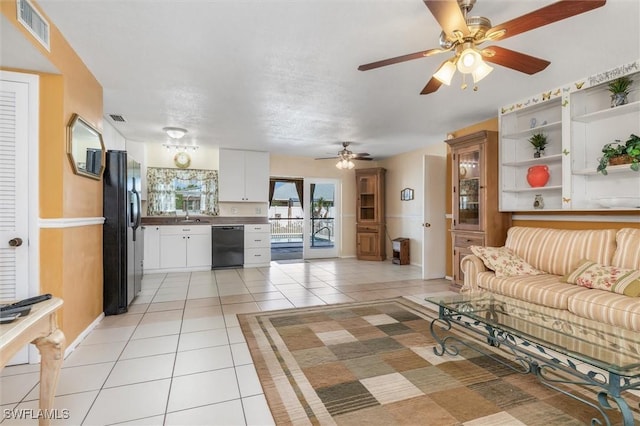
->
[454,233,484,248]
[244,247,270,264]
[245,224,270,233]
[245,233,270,249]
[160,225,211,236]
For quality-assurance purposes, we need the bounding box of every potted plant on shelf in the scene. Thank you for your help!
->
[597,134,640,175]
[608,76,633,108]
[528,133,547,158]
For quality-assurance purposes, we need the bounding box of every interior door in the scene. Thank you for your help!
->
[422,155,446,279]
[0,72,37,365]
[303,178,340,259]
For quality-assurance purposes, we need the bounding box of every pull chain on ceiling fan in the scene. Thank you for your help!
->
[358,0,606,94]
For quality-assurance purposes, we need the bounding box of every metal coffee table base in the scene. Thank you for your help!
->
[431,305,639,426]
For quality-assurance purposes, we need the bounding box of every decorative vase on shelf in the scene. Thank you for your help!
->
[527,165,550,187]
[611,93,628,108]
[533,194,544,209]
[533,148,545,159]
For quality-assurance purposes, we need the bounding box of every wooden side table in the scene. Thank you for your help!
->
[392,238,410,265]
[1,298,65,426]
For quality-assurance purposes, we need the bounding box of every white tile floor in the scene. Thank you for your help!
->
[0,259,455,426]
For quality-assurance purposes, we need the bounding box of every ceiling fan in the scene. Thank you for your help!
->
[315,142,373,169]
[358,0,606,94]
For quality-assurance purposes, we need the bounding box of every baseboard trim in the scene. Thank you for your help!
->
[64,313,104,359]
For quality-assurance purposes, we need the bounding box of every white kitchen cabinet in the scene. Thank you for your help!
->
[154,225,212,271]
[499,59,640,211]
[219,149,269,202]
[143,226,161,270]
[244,224,270,267]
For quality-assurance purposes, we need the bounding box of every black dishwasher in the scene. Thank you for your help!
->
[211,225,244,269]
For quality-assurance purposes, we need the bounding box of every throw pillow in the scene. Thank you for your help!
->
[562,258,640,297]
[469,246,544,278]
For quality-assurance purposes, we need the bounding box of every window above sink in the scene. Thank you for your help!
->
[146,167,219,216]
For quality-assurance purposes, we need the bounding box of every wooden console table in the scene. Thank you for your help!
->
[0,298,65,426]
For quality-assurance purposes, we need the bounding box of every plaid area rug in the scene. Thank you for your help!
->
[238,298,640,425]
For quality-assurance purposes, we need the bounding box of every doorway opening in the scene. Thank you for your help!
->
[268,178,304,261]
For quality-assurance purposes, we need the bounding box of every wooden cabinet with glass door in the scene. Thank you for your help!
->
[356,167,386,261]
[446,131,511,289]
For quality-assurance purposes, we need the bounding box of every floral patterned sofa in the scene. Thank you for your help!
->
[460,226,640,332]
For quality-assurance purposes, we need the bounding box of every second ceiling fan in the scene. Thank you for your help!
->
[358,0,606,94]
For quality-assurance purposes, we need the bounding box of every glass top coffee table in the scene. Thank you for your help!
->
[425,292,640,426]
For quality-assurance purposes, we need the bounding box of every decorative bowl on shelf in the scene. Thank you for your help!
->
[593,197,640,208]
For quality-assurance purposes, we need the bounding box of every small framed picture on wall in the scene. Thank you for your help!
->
[401,188,414,201]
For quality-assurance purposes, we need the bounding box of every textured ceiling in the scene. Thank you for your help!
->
[20,1,640,159]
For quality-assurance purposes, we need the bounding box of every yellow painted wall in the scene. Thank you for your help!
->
[1,1,104,343]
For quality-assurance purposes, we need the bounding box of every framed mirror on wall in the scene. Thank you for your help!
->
[66,113,105,180]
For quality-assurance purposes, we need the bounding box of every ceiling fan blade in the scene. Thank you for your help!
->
[354,157,373,161]
[423,0,470,37]
[420,76,443,95]
[358,48,444,71]
[482,46,550,75]
[487,0,606,41]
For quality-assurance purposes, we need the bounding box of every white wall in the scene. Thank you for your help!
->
[102,120,126,151]
[146,143,219,170]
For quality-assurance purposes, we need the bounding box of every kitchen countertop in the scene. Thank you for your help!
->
[141,216,269,226]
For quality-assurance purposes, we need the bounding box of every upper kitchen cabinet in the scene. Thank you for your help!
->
[219,149,269,202]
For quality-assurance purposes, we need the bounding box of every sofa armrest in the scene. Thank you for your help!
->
[460,254,487,293]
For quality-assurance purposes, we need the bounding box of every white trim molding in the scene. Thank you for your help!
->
[512,214,640,223]
[64,313,104,360]
[39,217,105,228]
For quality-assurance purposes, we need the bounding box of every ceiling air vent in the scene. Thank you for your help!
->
[109,114,126,123]
[16,0,50,51]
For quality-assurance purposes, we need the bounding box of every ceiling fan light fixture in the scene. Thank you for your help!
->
[163,127,188,139]
[472,61,493,83]
[433,60,457,85]
[457,46,482,74]
[336,158,355,170]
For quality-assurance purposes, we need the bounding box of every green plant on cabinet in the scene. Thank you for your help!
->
[597,134,640,175]
[607,76,633,108]
[528,133,548,158]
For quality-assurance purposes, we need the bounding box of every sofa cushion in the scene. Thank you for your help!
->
[470,246,544,278]
[476,272,585,310]
[504,227,617,276]
[568,289,640,332]
[612,228,640,269]
[562,259,640,296]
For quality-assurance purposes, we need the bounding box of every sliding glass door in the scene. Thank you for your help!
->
[303,178,340,259]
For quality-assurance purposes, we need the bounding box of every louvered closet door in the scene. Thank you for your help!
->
[0,78,30,304]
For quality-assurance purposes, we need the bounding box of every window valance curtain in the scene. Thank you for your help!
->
[147,167,219,216]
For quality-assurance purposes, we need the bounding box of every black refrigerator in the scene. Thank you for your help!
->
[103,150,143,315]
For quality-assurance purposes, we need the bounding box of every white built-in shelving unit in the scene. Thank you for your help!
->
[499,60,640,212]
